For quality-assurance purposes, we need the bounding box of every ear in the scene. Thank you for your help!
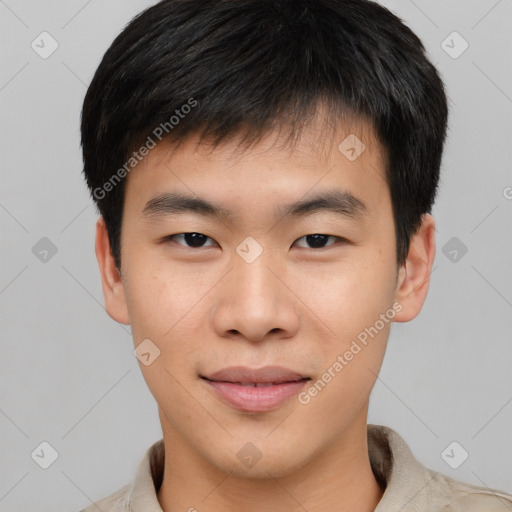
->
[95,217,130,325]
[394,213,436,323]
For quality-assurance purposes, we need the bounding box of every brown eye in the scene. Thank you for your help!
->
[166,232,216,248]
[293,234,340,249]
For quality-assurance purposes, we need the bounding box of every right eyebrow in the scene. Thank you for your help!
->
[141,192,232,221]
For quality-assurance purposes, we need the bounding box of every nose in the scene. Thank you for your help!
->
[211,251,300,343]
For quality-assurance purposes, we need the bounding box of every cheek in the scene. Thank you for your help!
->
[124,256,215,384]
[124,272,170,341]
[125,265,204,407]
[123,249,200,337]
[290,251,396,330]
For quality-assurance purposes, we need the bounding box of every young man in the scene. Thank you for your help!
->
[79,0,512,511]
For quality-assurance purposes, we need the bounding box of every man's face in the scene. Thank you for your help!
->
[115,115,401,477]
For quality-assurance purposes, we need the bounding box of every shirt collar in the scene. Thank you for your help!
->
[368,425,436,510]
[128,424,432,512]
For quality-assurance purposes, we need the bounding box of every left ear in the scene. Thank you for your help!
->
[394,213,436,323]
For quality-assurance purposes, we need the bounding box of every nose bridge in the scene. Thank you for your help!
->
[235,245,277,307]
[232,235,281,312]
[211,241,300,341]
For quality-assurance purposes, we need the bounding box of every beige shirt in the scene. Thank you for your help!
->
[80,424,512,511]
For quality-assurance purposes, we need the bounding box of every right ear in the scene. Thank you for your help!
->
[95,217,131,325]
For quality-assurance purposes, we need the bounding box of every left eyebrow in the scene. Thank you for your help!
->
[275,189,367,220]
[141,189,367,222]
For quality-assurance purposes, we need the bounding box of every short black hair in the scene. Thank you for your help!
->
[81,0,448,271]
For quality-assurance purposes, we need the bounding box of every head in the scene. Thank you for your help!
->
[82,0,447,478]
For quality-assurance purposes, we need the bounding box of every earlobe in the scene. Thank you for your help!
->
[95,217,131,325]
[394,213,436,323]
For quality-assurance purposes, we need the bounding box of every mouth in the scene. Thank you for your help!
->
[200,366,311,412]
[201,365,311,384]
[202,379,310,387]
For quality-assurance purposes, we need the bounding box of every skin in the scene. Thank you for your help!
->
[95,110,436,512]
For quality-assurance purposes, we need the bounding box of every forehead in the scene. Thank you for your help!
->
[123,113,389,220]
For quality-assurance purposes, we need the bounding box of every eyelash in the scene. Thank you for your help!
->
[163,232,347,250]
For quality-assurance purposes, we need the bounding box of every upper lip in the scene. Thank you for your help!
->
[201,365,310,384]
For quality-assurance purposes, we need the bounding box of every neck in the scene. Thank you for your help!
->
[157,414,384,512]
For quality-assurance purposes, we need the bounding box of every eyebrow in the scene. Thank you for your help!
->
[141,190,367,222]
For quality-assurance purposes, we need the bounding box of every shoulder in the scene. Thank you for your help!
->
[77,438,164,512]
[368,425,512,512]
[78,483,132,512]
[425,468,512,511]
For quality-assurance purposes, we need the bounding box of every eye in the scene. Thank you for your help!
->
[165,232,217,248]
[293,234,343,249]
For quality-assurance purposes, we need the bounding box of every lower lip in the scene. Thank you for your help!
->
[203,378,309,413]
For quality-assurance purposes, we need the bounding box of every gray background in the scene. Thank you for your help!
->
[1,0,511,510]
